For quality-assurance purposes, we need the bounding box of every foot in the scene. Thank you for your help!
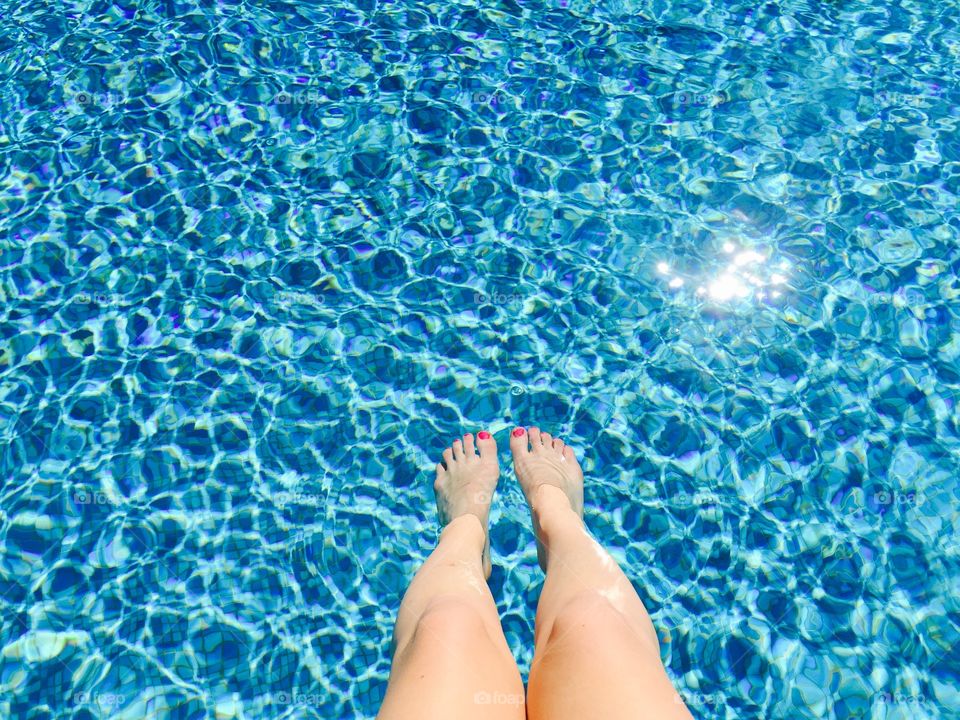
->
[434,431,500,578]
[509,426,584,570]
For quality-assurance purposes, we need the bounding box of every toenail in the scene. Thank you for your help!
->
[512,427,525,437]
[478,431,491,440]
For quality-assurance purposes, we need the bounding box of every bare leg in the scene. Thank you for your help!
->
[510,426,693,720]
[378,432,524,720]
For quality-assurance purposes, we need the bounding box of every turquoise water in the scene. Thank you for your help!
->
[1,0,959,717]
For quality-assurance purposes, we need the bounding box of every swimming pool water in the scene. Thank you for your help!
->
[1,0,959,717]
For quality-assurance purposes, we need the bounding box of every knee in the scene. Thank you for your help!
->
[414,597,489,644]
[545,592,659,654]
[548,593,624,639]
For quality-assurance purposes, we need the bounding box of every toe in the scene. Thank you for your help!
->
[434,463,446,490]
[509,426,529,456]
[452,438,465,460]
[552,437,565,454]
[562,445,576,462]
[476,430,497,460]
[462,432,476,458]
[528,426,543,447]
[442,447,454,467]
[540,431,553,448]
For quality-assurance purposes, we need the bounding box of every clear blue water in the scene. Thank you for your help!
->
[1,0,959,718]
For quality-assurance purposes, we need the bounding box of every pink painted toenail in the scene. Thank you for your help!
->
[512,427,525,437]
[478,431,491,440]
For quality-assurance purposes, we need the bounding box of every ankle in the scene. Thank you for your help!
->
[441,512,487,546]
[531,485,579,529]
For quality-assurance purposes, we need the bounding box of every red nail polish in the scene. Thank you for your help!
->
[478,431,491,440]
[512,427,525,437]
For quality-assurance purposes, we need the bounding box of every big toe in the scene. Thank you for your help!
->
[476,430,498,461]
[509,426,529,458]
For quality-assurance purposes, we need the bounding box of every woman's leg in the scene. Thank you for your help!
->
[510,427,693,720]
[378,432,524,720]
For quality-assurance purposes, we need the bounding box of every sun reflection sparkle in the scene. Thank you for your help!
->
[656,243,792,304]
